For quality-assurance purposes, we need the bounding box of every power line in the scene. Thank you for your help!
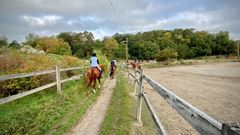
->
[107,0,120,26]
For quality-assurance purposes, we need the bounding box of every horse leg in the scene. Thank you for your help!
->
[93,79,97,93]
[87,79,91,96]
[97,78,101,88]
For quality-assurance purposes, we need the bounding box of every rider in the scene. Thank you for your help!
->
[110,59,116,67]
[109,59,116,78]
[90,52,102,78]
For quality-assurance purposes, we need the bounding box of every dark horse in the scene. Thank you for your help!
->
[87,64,104,96]
[109,65,116,79]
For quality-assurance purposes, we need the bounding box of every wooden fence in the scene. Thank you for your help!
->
[123,64,240,135]
[0,65,87,105]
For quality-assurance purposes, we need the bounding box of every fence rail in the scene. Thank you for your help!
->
[142,92,167,135]
[124,63,239,135]
[143,74,222,135]
[0,69,55,81]
[0,65,86,105]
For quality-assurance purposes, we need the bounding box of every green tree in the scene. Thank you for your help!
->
[215,31,236,54]
[177,44,191,59]
[0,36,8,47]
[57,31,95,57]
[102,37,119,58]
[114,43,125,59]
[9,40,21,49]
[93,39,103,49]
[155,48,177,61]
[24,33,39,48]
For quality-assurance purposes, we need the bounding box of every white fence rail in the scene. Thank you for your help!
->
[0,65,86,105]
[124,64,239,135]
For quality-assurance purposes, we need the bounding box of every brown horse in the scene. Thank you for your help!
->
[109,65,116,79]
[87,64,104,96]
[129,62,141,70]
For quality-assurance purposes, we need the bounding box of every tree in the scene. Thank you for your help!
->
[36,37,71,55]
[102,37,119,58]
[141,41,159,60]
[57,31,95,58]
[24,33,39,48]
[114,43,125,59]
[155,48,177,61]
[0,36,8,47]
[215,31,236,54]
[177,44,191,59]
[131,41,159,60]
[9,40,20,49]
[156,37,177,50]
[93,39,103,49]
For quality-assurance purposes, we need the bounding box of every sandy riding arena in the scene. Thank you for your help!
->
[143,62,240,135]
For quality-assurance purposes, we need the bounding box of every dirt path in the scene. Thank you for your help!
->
[66,77,117,135]
[143,62,240,135]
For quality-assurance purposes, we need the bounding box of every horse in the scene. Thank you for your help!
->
[109,65,116,79]
[129,62,141,70]
[87,64,104,96]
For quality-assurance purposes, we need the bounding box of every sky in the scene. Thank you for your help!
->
[0,0,240,42]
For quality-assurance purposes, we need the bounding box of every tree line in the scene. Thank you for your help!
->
[113,28,237,61]
[0,28,238,61]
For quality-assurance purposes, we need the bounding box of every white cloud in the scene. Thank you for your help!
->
[1,0,240,41]
[138,10,235,34]
[91,29,114,39]
[23,15,62,26]
[66,16,102,26]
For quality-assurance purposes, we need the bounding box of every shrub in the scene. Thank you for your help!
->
[36,37,72,55]
[0,51,82,98]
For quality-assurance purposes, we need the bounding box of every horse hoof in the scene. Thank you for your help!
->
[93,89,96,93]
[98,85,101,89]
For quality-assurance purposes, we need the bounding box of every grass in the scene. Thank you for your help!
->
[141,101,158,135]
[100,69,156,135]
[100,71,135,135]
[0,78,100,135]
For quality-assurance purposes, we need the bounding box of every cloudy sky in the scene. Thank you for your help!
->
[0,0,240,42]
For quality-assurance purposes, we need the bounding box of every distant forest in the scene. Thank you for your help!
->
[0,28,238,61]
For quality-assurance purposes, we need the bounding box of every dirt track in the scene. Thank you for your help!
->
[66,77,116,135]
[143,62,240,135]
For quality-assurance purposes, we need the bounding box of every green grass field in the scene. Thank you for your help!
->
[0,78,100,135]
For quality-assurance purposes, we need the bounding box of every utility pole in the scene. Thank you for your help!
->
[126,38,128,63]
[238,41,240,61]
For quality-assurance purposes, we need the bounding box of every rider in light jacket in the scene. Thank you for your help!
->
[90,52,102,78]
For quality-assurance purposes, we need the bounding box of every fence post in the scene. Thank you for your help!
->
[134,67,137,94]
[128,69,130,82]
[82,63,86,82]
[137,68,143,122]
[56,65,62,95]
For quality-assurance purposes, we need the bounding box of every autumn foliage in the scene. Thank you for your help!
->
[0,49,82,98]
[36,37,72,55]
